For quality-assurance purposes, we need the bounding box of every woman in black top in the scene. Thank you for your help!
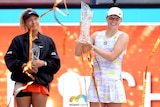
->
[4,8,60,107]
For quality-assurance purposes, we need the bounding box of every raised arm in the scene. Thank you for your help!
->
[75,31,97,56]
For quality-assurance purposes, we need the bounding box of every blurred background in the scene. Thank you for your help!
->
[0,0,160,7]
[0,0,160,107]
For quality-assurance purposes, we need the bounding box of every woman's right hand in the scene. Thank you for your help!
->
[22,63,38,74]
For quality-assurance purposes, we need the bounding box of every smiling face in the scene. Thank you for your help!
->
[106,15,122,29]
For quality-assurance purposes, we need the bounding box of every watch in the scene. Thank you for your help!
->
[44,61,47,66]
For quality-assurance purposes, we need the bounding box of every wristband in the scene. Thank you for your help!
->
[91,46,95,50]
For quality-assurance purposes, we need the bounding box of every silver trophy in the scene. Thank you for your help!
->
[32,42,40,60]
[78,1,93,42]
[32,42,40,73]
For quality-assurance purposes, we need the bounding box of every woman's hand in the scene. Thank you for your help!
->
[76,39,93,47]
[22,56,45,74]
[32,56,44,67]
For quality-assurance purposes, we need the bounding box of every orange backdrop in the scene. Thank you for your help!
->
[0,25,160,107]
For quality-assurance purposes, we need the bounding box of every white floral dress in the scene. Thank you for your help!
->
[87,30,127,103]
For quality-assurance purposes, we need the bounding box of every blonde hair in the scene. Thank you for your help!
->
[20,8,34,31]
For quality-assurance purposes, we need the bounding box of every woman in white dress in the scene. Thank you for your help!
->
[75,7,129,107]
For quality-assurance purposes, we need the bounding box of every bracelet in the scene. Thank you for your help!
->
[91,46,95,50]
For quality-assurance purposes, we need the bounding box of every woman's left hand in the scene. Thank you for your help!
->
[32,56,45,68]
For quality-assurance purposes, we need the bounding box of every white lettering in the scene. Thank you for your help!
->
[143,72,160,107]
[122,71,136,87]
